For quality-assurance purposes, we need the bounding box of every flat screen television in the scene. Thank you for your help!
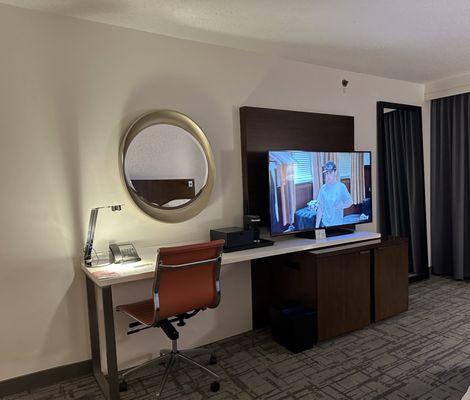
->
[268,150,372,236]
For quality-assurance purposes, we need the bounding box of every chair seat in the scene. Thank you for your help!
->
[119,299,154,326]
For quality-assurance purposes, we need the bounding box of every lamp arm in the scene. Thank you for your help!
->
[83,204,123,266]
[84,208,99,266]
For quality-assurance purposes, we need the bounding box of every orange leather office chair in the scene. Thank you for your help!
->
[116,239,225,398]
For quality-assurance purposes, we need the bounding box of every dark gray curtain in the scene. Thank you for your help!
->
[431,93,470,279]
[379,109,428,276]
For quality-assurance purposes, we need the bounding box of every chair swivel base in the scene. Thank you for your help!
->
[119,343,220,398]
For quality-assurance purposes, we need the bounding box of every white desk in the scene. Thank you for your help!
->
[82,231,381,287]
[82,230,380,399]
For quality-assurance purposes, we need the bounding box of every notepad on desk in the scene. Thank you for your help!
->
[90,263,154,280]
[90,270,121,280]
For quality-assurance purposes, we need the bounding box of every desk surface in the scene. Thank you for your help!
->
[82,231,381,287]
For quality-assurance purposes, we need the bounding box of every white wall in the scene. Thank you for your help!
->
[425,72,470,101]
[0,4,424,381]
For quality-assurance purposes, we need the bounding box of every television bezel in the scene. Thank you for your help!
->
[267,150,373,237]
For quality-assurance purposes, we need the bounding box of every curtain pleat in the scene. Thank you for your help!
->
[431,93,470,279]
[350,153,365,205]
[280,163,296,226]
[270,152,297,228]
[380,109,428,276]
[311,152,323,199]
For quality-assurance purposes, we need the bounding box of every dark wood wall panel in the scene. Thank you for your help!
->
[240,106,354,225]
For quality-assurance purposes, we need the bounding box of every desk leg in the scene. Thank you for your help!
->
[85,277,120,399]
[102,285,119,399]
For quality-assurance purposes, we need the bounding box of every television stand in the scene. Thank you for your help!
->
[251,236,409,340]
[295,226,356,239]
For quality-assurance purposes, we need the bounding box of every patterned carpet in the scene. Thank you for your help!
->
[4,276,470,400]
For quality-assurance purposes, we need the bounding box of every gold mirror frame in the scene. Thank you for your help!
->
[119,110,215,222]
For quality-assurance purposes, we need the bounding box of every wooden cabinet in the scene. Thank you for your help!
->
[251,237,409,342]
[373,242,409,322]
[316,250,371,341]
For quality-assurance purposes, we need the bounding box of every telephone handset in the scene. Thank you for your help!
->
[109,243,141,264]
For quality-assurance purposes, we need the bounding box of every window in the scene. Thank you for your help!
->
[291,151,312,184]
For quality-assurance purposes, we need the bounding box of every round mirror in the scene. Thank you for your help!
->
[124,124,208,208]
[120,110,215,222]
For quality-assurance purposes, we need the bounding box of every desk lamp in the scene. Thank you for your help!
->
[84,204,123,266]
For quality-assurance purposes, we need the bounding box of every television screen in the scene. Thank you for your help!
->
[268,150,372,236]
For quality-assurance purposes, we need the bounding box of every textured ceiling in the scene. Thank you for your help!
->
[2,0,470,83]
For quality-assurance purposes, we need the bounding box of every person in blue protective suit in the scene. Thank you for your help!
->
[315,161,353,228]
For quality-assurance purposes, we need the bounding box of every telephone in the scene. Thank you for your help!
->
[109,243,141,264]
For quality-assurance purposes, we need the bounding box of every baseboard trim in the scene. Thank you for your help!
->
[0,359,92,397]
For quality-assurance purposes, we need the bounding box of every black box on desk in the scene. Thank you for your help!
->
[269,302,316,353]
[210,227,253,250]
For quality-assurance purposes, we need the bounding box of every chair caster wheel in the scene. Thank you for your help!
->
[209,355,217,365]
[119,380,128,392]
[210,381,220,392]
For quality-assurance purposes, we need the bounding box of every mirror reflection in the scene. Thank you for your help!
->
[124,124,208,209]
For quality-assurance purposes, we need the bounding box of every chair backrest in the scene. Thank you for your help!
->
[152,240,225,324]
